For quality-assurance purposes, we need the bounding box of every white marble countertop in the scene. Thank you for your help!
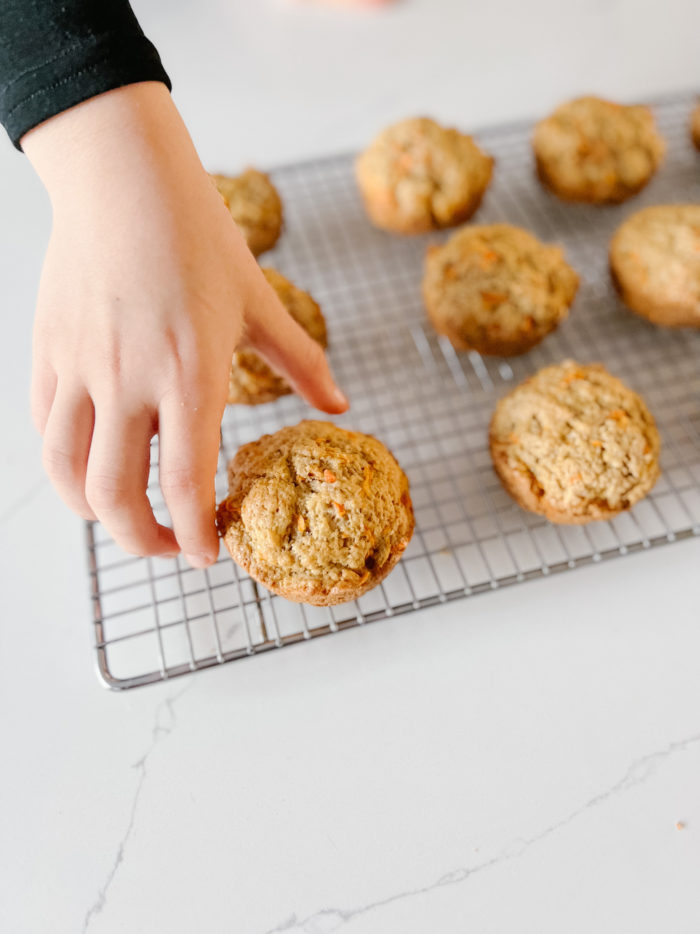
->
[2,2,700,932]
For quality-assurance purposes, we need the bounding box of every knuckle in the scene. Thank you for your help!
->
[159,467,202,501]
[160,327,210,389]
[43,444,82,483]
[175,533,208,555]
[160,374,218,412]
[85,474,132,512]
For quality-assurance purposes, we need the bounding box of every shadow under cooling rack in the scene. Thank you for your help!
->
[87,92,700,689]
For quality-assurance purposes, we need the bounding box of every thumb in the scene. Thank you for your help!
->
[245,273,349,414]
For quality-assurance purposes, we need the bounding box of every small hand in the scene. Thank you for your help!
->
[24,82,347,568]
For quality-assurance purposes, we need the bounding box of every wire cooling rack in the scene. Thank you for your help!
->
[88,92,700,689]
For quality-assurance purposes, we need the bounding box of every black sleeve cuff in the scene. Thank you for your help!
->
[1,32,171,150]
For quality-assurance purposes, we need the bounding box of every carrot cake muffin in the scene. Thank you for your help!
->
[489,360,660,524]
[217,421,415,605]
[211,168,283,256]
[355,117,493,234]
[609,204,700,327]
[533,96,665,203]
[423,223,579,355]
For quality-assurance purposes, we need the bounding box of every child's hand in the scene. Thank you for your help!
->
[23,82,347,568]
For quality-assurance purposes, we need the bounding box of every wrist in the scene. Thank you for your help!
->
[22,82,197,208]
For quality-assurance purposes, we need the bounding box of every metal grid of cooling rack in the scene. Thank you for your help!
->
[88,92,700,689]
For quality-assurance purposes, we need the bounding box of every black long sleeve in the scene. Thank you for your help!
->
[0,0,170,149]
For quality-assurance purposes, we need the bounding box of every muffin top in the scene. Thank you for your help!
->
[211,168,283,256]
[228,268,327,406]
[423,224,579,355]
[356,117,493,232]
[490,360,660,522]
[217,421,414,605]
[533,96,665,203]
[610,204,700,325]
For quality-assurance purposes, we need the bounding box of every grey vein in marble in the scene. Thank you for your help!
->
[82,681,193,933]
[263,728,700,934]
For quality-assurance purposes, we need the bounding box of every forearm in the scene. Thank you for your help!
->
[0,0,170,149]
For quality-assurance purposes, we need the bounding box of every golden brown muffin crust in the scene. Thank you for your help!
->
[355,117,493,234]
[211,168,283,256]
[216,421,415,605]
[423,224,579,356]
[533,96,665,204]
[489,361,660,524]
[609,204,700,327]
[228,268,327,406]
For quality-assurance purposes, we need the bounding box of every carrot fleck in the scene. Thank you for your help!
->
[607,409,628,422]
[562,368,585,386]
[480,290,508,308]
[478,248,499,268]
[323,469,336,483]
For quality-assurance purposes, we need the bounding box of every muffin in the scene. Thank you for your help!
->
[355,117,493,234]
[489,360,660,524]
[691,101,700,151]
[423,223,579,356]
[609,204,700,327]
[533,96,665,204]
[228,269,327,405]
[216,421,415,605]
[211,168,283,256]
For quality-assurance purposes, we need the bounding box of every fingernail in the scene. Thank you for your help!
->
[185,552,215,569]
[162,551,180,559]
